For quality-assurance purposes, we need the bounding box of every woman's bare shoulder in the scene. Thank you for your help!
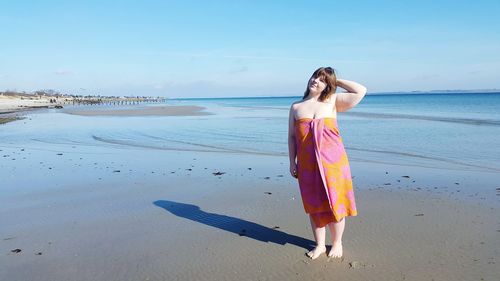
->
[290,100,305,109]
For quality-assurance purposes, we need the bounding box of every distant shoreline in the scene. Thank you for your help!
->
[0,93,167,121]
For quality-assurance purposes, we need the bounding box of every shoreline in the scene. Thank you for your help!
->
[0,115,22,124]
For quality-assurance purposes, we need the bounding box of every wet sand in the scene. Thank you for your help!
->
[0,143,498,281]
[0,116,21,124]
[63,105,211,117]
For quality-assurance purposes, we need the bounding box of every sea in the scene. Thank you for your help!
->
[1,92,499,174]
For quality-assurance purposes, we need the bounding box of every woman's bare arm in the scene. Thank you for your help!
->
[288,104,298,178]
[288,104,297,164]
[335,79,367,112]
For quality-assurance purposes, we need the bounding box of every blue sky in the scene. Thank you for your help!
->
[1,0,499,97]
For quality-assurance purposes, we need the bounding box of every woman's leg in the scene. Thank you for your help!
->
[307,215,327,259]
[327,217,345,258]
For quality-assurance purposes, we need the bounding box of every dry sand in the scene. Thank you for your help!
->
[0,146,498,281]
[0,96,53,113]
[0,96,56,124]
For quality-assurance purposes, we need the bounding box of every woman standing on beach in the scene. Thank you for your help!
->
[288,67,366,259]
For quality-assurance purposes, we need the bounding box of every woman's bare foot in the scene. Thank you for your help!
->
[306,245,326,259]
[328,243,343,258]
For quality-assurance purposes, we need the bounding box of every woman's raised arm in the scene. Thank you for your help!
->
[335,79,367,112]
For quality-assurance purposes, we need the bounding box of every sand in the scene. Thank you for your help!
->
[63,105,211,117]
[0,142,498,281]
[0,96,53,113]
[0,96,57,124]
[1,96,210,125]
[0,115,20,124]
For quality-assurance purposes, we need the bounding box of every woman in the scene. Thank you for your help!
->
[288,67,366,260]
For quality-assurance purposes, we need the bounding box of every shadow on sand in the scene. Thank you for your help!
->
[154,200,315,251]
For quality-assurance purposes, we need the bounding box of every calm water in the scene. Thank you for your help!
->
[1,93,499,173]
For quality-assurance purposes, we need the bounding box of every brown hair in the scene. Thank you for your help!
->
[302,67,337,102]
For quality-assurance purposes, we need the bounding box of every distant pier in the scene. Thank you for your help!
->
[64,97,168,106]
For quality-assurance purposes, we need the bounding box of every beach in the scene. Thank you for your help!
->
[1,95,499,281]
[0,95,53,113]
[0,95,53,124]
[63,105,211,117]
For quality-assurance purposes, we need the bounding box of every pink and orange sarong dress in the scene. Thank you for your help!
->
[295,117,357,227]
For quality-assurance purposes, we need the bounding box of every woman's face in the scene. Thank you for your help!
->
[308,76,327,94]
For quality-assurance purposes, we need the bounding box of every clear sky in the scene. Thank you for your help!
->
[1,0,499,97]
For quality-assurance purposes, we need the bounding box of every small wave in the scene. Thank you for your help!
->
[225,105,289,111]
[16,139,115,154]
[345,111,500,127]
[137,130,284,146]
[92,135,285,157]
[31,137,104,147]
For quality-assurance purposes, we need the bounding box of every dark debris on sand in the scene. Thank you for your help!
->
[349,261,365,269]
